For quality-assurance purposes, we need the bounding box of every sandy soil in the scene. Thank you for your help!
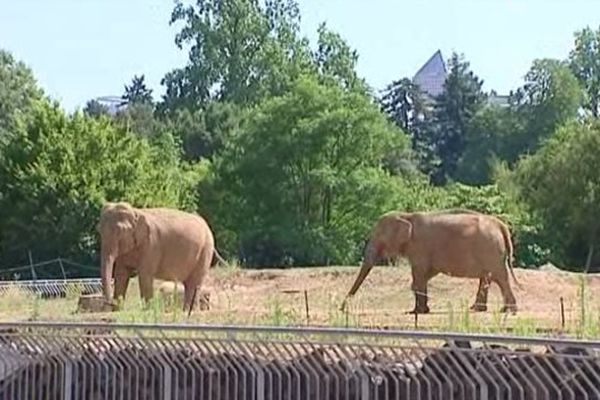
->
[1,264,600,336]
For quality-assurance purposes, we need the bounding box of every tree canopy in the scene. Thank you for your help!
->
[1,9,600,275]
[0,50,44,132]
[203,75,411,266]
[509,119,600,271]
[0,99,200,270]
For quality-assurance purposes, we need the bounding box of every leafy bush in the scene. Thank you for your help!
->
[0,100,201,272]
[508,118,600,271]
[202,75,414,267]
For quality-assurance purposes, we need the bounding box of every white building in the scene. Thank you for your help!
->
[92,96,128,116]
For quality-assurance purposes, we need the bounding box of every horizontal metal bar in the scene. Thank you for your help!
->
[0,320,599,348]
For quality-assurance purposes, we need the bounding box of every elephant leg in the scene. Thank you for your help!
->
[408,267,436,314]
[491,269,517,313]
[136,255,159,306]
[183,248,212,313]
[113,265,131,307]
[470,275,491,312]
[182,280,200,313]
[137,273,155,305]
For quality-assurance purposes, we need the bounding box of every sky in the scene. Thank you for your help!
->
[1,0,599,111]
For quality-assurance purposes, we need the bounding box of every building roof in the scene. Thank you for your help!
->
[94,95,128,115]
[488,93,510,107]
[412,50,447,98]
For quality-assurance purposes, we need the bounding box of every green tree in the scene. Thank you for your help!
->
[0,49,44,132]
[114,102,164,138]
[511,58,583,152]
[380,78,427,133]
[380,77,433,170]
[159,0,310,113]
[510,118,600,271]
[569,25,600,117]
[167,100,241,161]
[204,75,411,266]
[83,99,110,118]
[457,58,582,185]
[312,22,366,92]
[428,52,486,184]
[456,104,524,185]
[0,99,200,273]
[122,74,153,105]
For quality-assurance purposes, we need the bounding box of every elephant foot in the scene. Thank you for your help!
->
[470,303,487,312]
[500,304,518,314]
[406,305,430,315]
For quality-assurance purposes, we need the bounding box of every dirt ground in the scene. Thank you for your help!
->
[2,264,600,336]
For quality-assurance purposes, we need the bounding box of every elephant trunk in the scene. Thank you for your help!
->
[340,241,378,310]
[101,243,116,302]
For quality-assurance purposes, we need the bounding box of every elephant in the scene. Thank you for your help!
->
[97,201,225,313]
[341,209,522,314]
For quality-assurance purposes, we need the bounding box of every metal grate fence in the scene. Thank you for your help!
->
[0,278,102,298]
[0,321,599,399]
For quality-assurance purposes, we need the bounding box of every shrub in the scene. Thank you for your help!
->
[0,100,200,273]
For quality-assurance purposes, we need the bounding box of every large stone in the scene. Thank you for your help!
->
[77,294,114,313]
[155,280,211,310]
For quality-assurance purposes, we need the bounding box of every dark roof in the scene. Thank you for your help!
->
[412,50,447,98]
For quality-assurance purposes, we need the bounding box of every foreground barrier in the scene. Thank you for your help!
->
[0,321,599,399]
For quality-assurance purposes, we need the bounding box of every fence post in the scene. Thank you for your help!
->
[358,368,370,400]
[254,359,265,400]
[28,251,37,281]
[63,361,72,400]
[58,258,67,281]
[163,365,172,400]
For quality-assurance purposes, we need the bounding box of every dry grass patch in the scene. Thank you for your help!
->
[1,264,600,338]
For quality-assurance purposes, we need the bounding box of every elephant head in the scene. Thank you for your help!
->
[97,202,150,302]
[341,212,413,309]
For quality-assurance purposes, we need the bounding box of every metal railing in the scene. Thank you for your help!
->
[0,321,599,399]
[0,278,102,298]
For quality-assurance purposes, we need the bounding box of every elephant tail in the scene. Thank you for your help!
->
[213,248,235,269]
[188,287,197,318]
[497,218,523,290]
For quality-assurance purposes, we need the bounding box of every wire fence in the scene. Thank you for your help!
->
[0,321,599,399]
[0,278,102,298]
[0,258,99,281]
[0,257,102,299]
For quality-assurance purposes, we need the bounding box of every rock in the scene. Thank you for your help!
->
[538,262,563,273]
[77,294,114,313]
[155,281,211,311]
[155,281,183,308]
[247,270,282,281]
[197,290,211,310]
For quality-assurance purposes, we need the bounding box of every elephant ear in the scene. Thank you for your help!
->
[97,203,117,235]
[101,202,116,214]
[133,212,151,247]
[390,214,413,245]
